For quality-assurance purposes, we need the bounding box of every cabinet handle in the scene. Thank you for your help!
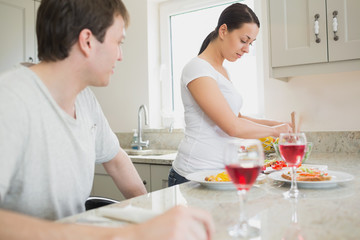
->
[143,180,147,185]
[28,57,34,63]
[332,11,339,41]
[314,14,321,43]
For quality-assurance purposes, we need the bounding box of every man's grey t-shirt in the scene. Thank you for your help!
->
[0,64,120,220]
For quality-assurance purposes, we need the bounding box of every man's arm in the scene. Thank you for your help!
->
[0,208,123,240]
[0,206,214,240]
[102,148,147,199]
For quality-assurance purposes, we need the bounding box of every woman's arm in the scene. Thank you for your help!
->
[188,77,291,139]
[240,114,292,128]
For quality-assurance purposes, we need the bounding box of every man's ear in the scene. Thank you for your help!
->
[218,23,228,40]
[78,29,93,57]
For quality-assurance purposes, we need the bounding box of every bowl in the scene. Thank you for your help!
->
[272,142,313,163]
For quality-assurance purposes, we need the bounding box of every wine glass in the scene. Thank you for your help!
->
[278,133,307,198]
[224,139,264,238]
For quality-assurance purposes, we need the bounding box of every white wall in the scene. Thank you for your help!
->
[147,0,163,129]
[264,71,360,132]
[92,0,360,133]
[91,0,150,132]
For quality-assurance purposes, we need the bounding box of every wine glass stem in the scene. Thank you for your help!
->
[290,166,299,196]
[291,199,298,223]
[237,190,248,226]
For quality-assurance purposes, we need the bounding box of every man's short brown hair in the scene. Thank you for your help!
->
[36,0,129,62]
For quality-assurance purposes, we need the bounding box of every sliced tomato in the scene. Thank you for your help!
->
[271,161,287,170]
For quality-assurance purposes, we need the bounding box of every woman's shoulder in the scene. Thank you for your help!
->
[183,57,212,71]
[182,57,216,80]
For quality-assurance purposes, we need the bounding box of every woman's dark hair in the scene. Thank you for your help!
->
[198,3,259,55]
[36,0,129,62]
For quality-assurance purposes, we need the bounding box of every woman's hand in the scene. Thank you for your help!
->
[272,123,292,137]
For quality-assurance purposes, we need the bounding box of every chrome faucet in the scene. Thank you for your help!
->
[131,105,149,150]
[168,122,174,133]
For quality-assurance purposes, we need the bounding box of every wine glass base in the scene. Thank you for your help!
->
[228,223,260,239]
[283,190,305,199]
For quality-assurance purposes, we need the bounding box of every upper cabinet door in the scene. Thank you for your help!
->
[327,0,360,62]
[0,0,35,73]
[35,0,40,63]
[269,0,327,67]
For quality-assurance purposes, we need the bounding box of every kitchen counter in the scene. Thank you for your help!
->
[129,152,176,165]
[60,152,360,239]
[94,152,176,175]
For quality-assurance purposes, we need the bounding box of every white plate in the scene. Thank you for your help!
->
[267,170,354,189]
[186,170,266,190]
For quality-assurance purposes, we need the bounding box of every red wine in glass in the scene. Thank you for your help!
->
[224,139,264,238]
[278,133,307,199]
[225,164,261,191]
[279,145,306,167]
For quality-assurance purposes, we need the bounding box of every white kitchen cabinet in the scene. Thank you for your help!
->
[0,0,37,73]
[134,163,151,193]
[34,0,40,63]
[91,163,151,201]
[91,162,171,201]
[92,174,126,201]
[326,0,360,62]
[150,165,171,192]
[269,0,360,78]
[92,164,125,201]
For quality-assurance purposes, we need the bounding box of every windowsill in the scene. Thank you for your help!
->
[141,128,184,133]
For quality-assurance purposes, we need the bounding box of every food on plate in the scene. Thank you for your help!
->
[281,167,332,181]
[204,171,230,182]
[263,159,290,171]
[264,159,277,168]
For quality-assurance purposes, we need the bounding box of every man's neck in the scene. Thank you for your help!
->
[30,60,86,118]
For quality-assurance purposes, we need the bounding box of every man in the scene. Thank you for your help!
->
[0,0,214,239]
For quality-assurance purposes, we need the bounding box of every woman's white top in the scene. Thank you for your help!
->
[173,57,242,177]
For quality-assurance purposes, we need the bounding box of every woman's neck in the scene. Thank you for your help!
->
[198,40,224,67]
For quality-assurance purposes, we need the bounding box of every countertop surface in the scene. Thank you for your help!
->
[129,152,176,165]
[95,152,176,175]
[61,153,360,240]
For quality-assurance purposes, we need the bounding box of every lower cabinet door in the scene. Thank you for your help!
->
[92,174,125,201]
[150,165,172,192]
[133,163,151,193]
[91,163,170,200]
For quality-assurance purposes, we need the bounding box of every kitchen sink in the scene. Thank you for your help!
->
[124,149,177,156]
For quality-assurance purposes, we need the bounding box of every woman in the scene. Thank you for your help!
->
[168,3,292,186]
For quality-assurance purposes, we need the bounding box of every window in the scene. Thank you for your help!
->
[159,0,263,128]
